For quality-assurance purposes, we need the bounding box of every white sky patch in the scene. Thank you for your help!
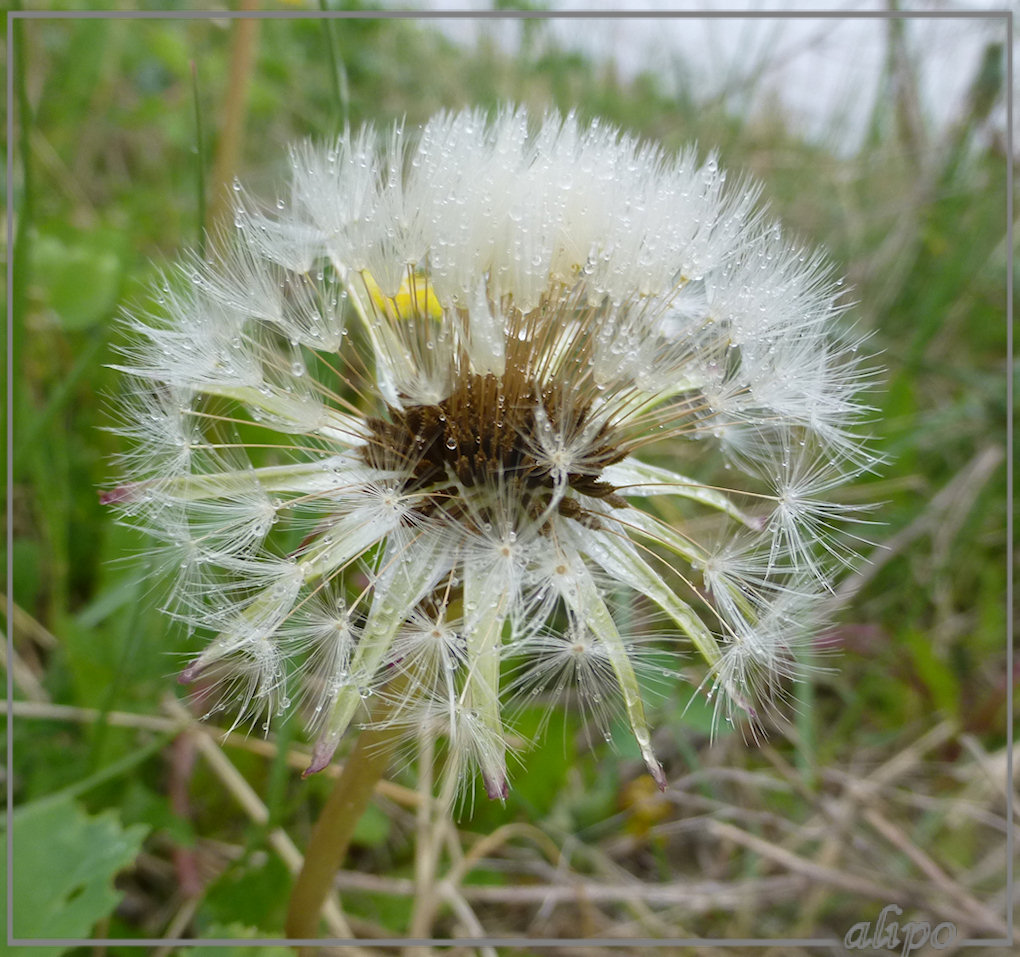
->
[398,0,1009,154]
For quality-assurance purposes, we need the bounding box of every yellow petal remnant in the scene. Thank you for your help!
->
[362,269,443,322]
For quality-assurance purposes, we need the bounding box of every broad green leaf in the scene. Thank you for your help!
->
[2,797,148,951]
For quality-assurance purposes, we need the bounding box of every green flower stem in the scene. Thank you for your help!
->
[285,716,401,946]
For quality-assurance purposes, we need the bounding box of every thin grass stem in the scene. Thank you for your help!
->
[319,0,350,130]
[191,60,208,259]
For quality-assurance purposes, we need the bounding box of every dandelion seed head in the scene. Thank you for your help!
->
[109,107,876,797]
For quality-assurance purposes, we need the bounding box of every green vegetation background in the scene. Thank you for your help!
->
[5,3,1012,951]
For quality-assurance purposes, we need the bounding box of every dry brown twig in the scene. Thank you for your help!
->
[1,630,50,703]
[8,698,422,807]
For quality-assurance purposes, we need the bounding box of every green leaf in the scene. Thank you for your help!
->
[202,856,291,934]
[2,797,148,951]
[29,227,124,330]
[673,688,733,738]
[903,629,962,719]
[182,923,293,956]
[119,780,196,847]
[508,705,573,818]
[352,800,391,848]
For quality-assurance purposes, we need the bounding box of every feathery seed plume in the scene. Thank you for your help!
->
[107,108,875,798]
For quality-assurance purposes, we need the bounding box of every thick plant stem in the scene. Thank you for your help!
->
[285,721,397,947]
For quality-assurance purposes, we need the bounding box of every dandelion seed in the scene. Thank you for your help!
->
[108,107,875,797]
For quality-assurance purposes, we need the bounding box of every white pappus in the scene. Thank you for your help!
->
[106,107,876,800]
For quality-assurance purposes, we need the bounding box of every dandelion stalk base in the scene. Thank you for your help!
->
[285,723,397,946]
